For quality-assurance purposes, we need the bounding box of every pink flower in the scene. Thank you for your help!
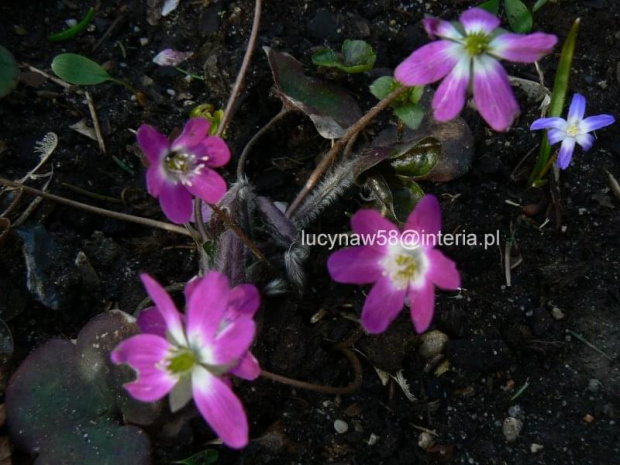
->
[111,272,260,449]
[137,118,230,224]
[327,195,460,334]
[394,8,557,132]
[152,48,194,67]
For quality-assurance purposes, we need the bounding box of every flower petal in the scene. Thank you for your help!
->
[576,133,594,151]
[567,93,586,124]
[473,55,520,132]
[152,49,194,67]
[137,306,168,338]
[111,334,176,402]
[190,137,231,167]
[405,195,441,238]
[580,114,616,133]
[327,246,385,284]
[556,137,576,170]
[186,271,230,346]
[146,165,167,197]
[171,118,210,151]
[489,33,557,63]
[159,183,194,224]
[230,352,261,381]
[228,284,260,318]
[426,249,460,290]
[423,17,463,41]
[186,168,227,205]
[530,117,568,131]
[460,7,500,35]
[351,209,398,236]
[361,277,407,334]
[192,366,249,449]
[395,40,464,86]
[137,124,169,164]
[207,318,256,366]
[140,274,187,346]
[432,56,470,122]
[547,128,567,145]
[408,281,435,333]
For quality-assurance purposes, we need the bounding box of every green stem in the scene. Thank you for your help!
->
[175,67,205,81]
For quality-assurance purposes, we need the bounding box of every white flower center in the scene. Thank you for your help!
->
[566,123,580,137]
[381,244,428,290]
[164,152,207,186]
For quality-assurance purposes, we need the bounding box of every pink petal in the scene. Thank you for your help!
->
[404,195,442,239]
[394,41,464,86]
[489,33,558,63]
[159,183,194,224]
[472,55,520,132]
[111,334,177,402]
[426,249,460,290]
[137,124,170,164]
[186,168,227,205]
[408,281,435,333]
[152,49,194,67]
[192,366,249,449]
[228,284,261,318]
[423,17,463,41]
[576,133,594,151]
[140,274,187,346]
[146,165,167,197]
[557,137,576,169]
[171,118,210,152]
[190,137,231,167]
[351,209,398,236]
[230,352,261,381]
[459,7,500,35]
[327,246,385,284]
[361,277,407,334]
[186,271,230,346]
[567,93,586,124]
[432,56,470,122]
[208,318,256,366]
[137,306,168,337]
[183,275,202,303]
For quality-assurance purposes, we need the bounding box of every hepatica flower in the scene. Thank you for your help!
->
[327,195,460,334]
[137,118,230,224]
[530,93,615,169]
[395,8,557,132]
[111,271,260,449]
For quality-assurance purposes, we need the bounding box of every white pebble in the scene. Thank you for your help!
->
[334,419,348,434]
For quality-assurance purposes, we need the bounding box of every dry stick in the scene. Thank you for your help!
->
[286,86,409,217]
[86,91,106,153]
[237,107,290,179]
[216,0,262,138]
[210,203,269,263]
[193,199,209,244]
[0,178,191,236]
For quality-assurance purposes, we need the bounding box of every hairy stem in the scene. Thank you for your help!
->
[285,85,408,217]
[216,0,263,137]
[0,177,191,236]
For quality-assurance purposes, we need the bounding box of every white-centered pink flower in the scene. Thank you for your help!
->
[327,195,460,334]
[111,272,260,449]
[395,8,557,132]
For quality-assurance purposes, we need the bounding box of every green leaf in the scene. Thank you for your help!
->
[393,103,424,130]
[173,450,219,465]
[51,53,114,85]
[370,76,399,100]
[478,0,500,15]
[532,0,550,12]
[265,47,362,139]
[312,40,376,73]
[0,46,19,98]
[529,18,580,184]
[505,0,533,33]
[392,179,425,223]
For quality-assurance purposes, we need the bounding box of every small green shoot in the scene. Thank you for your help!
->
[510,378,530,401]
[189,104,225,136]
[370,76,424,130]
[567,329,614,361]
[0,45,19,98]
[172,449,219,465]
[48,7,95,42]
[312,39,376,74]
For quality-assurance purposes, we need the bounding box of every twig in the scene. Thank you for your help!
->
[285,85,409,217]
[61,183,122,203]
[237,107,290,179]
[86,91,106,154]
[0,177,191,236]
[24,64,73,90]
[567,330,614,361]
[93,13,127,52]
[193,198,209,243]
[216,0,262,137]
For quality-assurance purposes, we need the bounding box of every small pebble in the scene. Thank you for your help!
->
[550,307,565,320]
[65,19,78,27]
[334,419,349,434]
[508,405,524,420]
[368,433,379,446]
[140,37,149,46]
[583,414,595,423]
[531,443,544,454]
[588,379,601,392]
[419,330,450,360]
[418,431,434,450]
[502,417,523,442]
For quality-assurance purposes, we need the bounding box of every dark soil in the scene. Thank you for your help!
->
[1,0,619,464]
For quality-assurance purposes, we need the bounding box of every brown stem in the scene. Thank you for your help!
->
[260,346,362,395]
[193,198,209,243]
[237,107,290,179]
[285,86,408,217]
[538,150,559,181]
[216,0,262,137]
[0,177,191,237]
